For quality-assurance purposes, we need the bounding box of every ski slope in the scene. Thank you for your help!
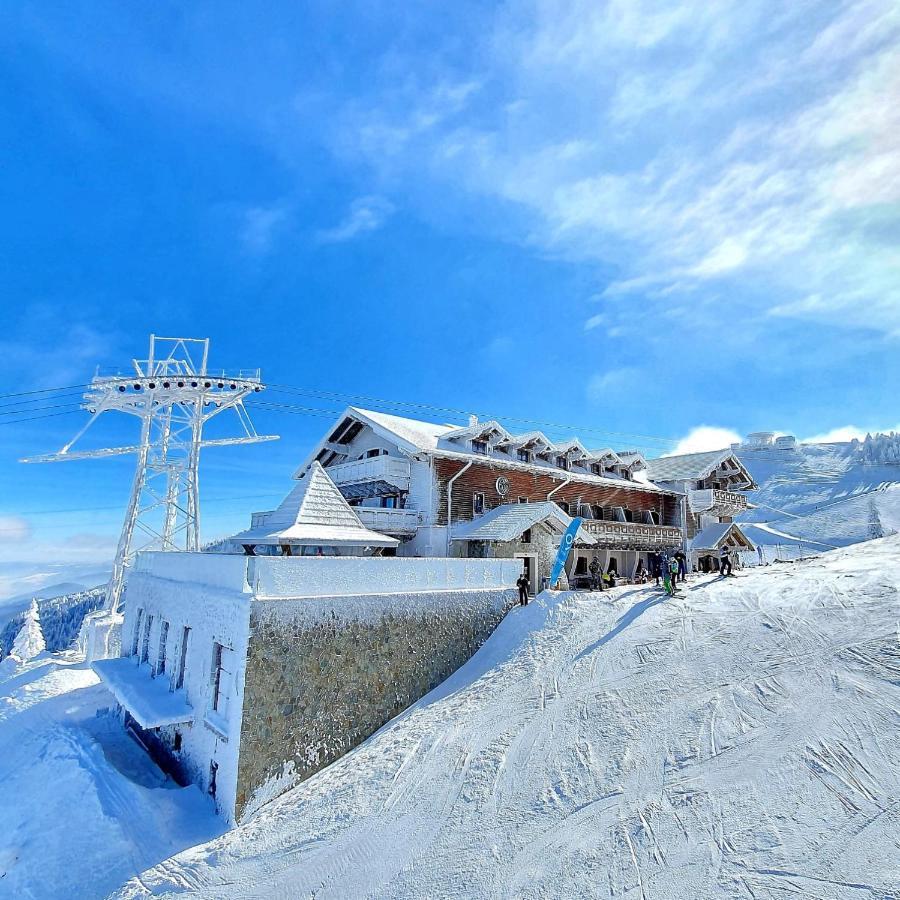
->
[739,442,900,549]
[115,538,900,899]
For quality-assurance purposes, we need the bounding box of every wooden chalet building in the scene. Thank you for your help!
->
[264,407,685,591]
[645,448,758,571]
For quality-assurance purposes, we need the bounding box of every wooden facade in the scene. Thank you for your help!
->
[434,457,680,527]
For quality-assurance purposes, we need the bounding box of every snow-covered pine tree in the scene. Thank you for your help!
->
[12,599,46,660]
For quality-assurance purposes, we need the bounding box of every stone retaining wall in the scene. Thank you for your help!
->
[235,587,516,819]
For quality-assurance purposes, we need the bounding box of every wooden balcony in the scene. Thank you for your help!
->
[688,488,749,515]
[578,520,683,550]
[356,507,421,535]
[325,455,411,492]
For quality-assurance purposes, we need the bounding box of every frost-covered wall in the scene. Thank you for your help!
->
[118,569,251,823]
[235,586,516,820]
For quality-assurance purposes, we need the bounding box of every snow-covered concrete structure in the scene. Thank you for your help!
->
[646,448,757,571]
[94,551,518,823]
[251,406,684,589]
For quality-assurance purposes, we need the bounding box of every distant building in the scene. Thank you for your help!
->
[645,449,757,572]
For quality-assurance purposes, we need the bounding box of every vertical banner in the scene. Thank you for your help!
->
[549,517,582,589]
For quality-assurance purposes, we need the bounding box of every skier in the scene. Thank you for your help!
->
[516,573,530,606]
[668,556,680,595]
[719,544,734,577]
[661,554,675,596]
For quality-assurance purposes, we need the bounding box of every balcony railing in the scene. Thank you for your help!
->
[579,520,682,549]
[325,456,411,491]
[356,507,421,534]
[688,488,749,514]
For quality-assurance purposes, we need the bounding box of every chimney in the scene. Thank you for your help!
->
[468,414,478,427]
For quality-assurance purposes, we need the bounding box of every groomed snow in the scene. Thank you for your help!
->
[114,536,900,899]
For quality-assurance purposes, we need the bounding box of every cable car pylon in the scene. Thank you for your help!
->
[21,334,278,658]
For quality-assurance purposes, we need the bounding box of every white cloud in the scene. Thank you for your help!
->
[667,426,742,456]
[241,205,288,254]
[587,367,637,399]
[317,196,394,243]
[583,313,605,331]
[0,516,31,543]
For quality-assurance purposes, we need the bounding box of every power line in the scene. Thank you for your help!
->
[0,382,91,401]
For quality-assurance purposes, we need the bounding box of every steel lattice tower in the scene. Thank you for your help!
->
[23,335,277,613]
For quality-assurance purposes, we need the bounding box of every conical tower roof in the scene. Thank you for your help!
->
[231,461,398,548]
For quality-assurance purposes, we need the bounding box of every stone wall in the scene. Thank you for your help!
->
[235,587,516,820]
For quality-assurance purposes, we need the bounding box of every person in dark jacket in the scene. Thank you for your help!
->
[517,573,530,606]
[674,549,687,583]
[719,545,733,577]
[649,551,661,586]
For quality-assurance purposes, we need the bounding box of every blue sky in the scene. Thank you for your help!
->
[1,1,898,581]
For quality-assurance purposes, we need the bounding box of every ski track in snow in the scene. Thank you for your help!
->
[108,537,900,900]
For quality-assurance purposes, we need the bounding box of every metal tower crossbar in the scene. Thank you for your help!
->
[22,335,278,613]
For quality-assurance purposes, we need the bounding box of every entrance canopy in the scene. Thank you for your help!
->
[691,522,755,552]
[452,501,596,545]
[232,461,398,549]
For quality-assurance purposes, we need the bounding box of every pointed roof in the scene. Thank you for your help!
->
[645,449,756,488]
[232,462,399,548]
[451,502,596,544]
[691,522,755,552]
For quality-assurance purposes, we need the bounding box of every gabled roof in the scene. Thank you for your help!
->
[232,462,398,548]
[691,523,755,551]
[617,451,646,469]
[443,420,513,444]
[588,448,621,464]
[451,501,596,544]
[645,449,756,488]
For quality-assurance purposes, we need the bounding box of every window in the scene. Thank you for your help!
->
[623,509,634,522]
[211,642,234,715]
[557,501,570,514]
[381,495,398,509]
[175,626,190,690]
[473,492,485,515]
[592,505,604,520]
[472,439,488,455]
[131,609,144,656]
[517,449,531,463]
[521,528,532,544]
[156,620,169,676]
[365,448,387,458]
[140,615,153,664]
[518,496,529,504]
[591,463,601,476]
[556,455,569,470]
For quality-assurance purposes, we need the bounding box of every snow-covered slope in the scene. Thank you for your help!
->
[0,652,222,899]
[115,538,900,899]
[738,441,900,549]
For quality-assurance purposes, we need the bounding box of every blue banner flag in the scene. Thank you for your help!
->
[549,517,582,589]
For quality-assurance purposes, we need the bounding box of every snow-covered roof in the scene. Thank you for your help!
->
[691,523,755,551]
[645,449,756,487]
[93,658,194,729]
[295,406,674,494]
[232,462,398,548]
[452,502,596,545]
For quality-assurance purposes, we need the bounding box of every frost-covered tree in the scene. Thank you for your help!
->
[856,431,900,466]
[12,600,46,660]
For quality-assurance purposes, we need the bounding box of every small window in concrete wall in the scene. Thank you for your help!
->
[521,528,532,544]
[175,626,190,691]
[211,642,234,715]
[140,615,153,664]
[473,492,485,515]
[156,620,169,676]
[131,609,143,657]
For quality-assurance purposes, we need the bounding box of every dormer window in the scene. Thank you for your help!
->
[472,439,489,455]
[517,449,531,463]
[590,463,601,476]
[556,455,569,470]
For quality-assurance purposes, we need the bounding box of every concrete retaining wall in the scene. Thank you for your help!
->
[235,586,516,820]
